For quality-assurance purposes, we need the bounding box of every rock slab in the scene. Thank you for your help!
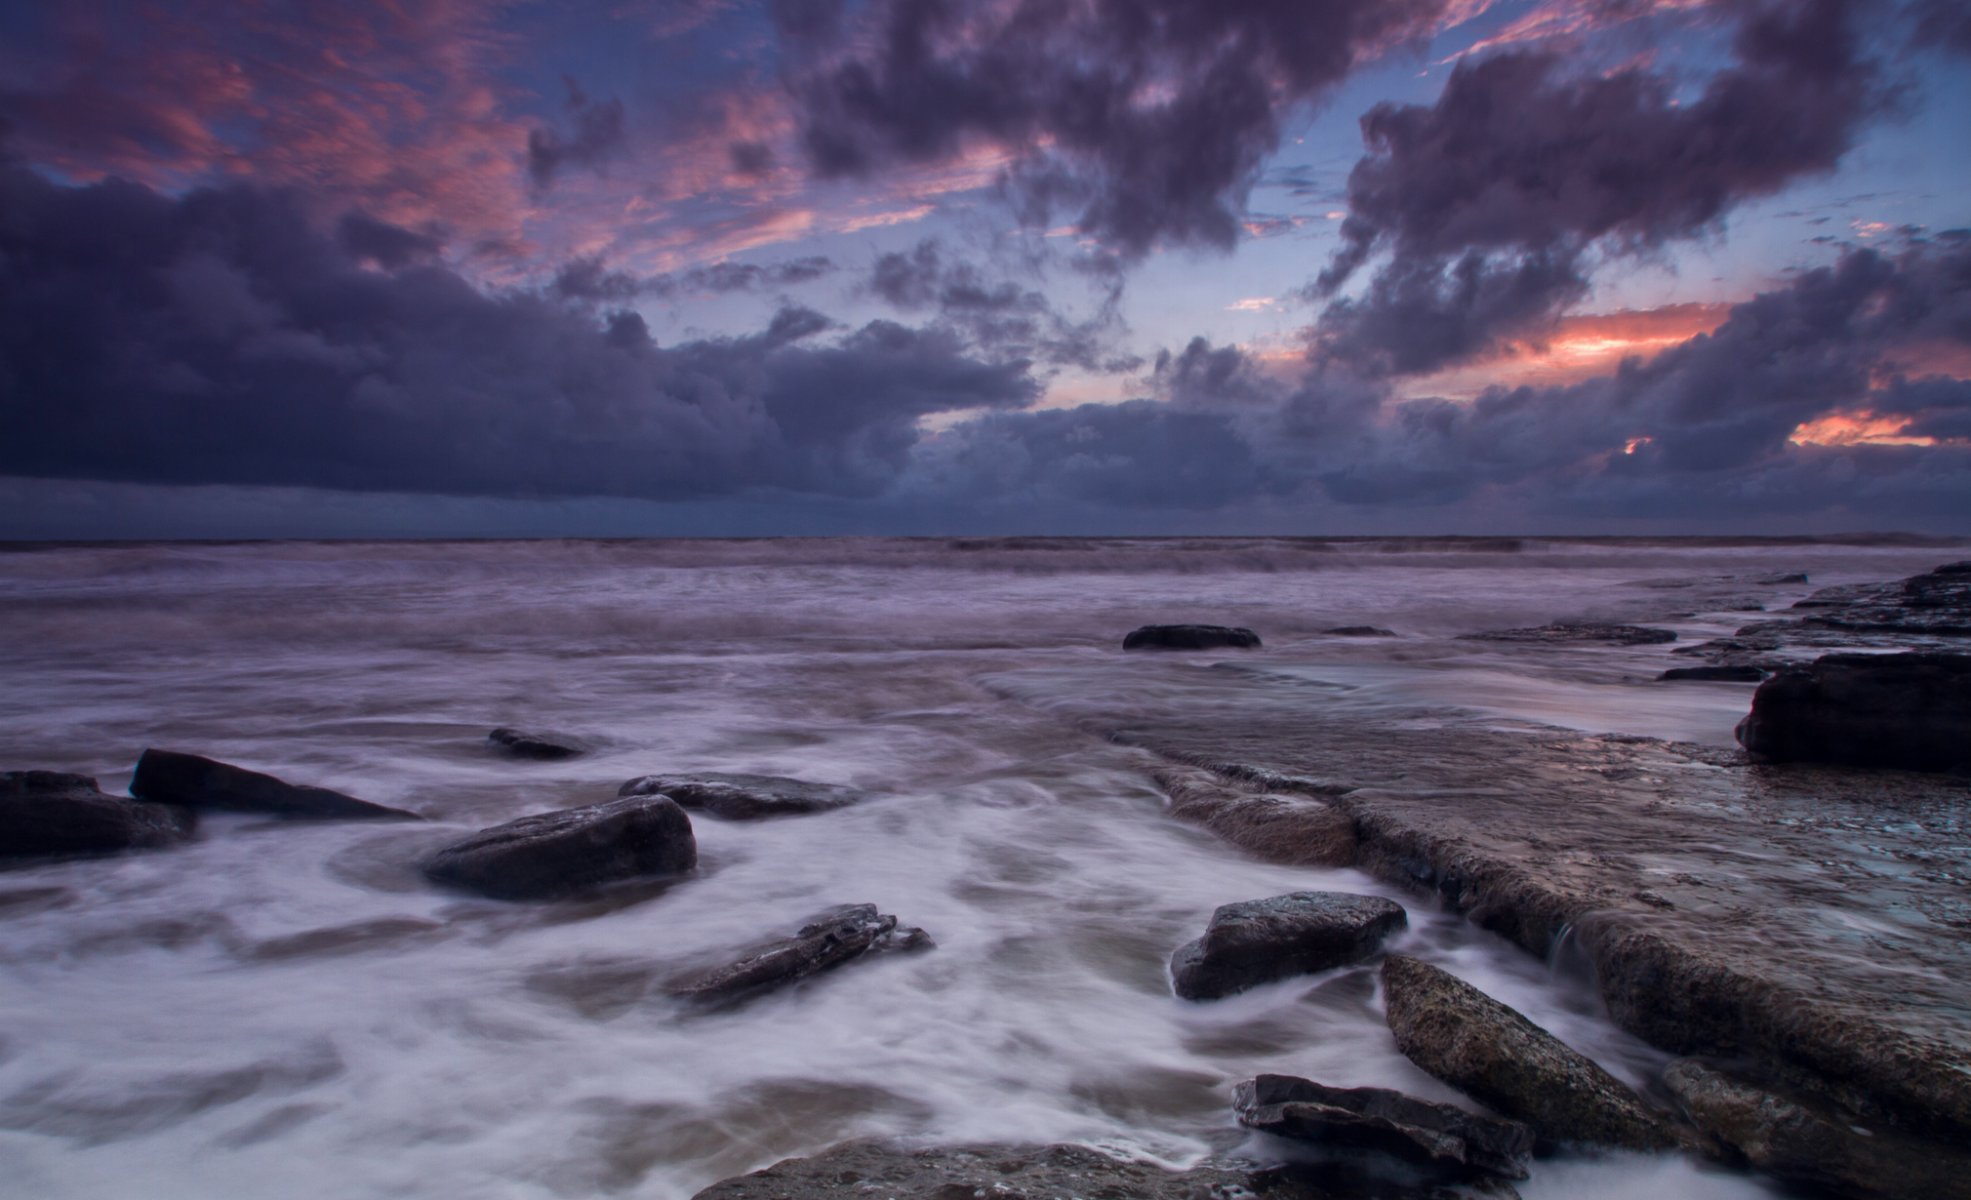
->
[617,771,862,820]
[487,727,587,760]
[422,793,695,900]
[131,749,419,820]
[1123,624,1262,650]
[1381,955,1676,1151]
[1172,891,1406,1000]
[1,771,196,858]
[1735,651,1971,772]
[1463,623,1676,645]
[1236,1073,1534,1181]
[666,903,931,1006]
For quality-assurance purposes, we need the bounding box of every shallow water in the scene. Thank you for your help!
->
[0,536,1957,1198]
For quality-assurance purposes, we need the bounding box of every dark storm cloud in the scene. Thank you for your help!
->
[1315,0,1887,375]
[336,213,446,269]
[0,167,1033,501]
[1910,0,1971,56]
[551,255,838,303]
[864,239,1132,370]
[778,0,1449,258]
[528,78,629,186]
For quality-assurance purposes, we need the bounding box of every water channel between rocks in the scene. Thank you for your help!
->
[0,537,1958,1198]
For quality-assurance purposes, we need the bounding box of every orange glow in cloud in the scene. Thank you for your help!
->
[1402,301,1731,399]
[1445,0,1712,60]
[1788,412,1937,448]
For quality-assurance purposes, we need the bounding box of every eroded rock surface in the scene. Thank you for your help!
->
[1123,624,1262,650]
[665,903,931,1007]
[1236,1073,1534,1181]
[487,727,588,760]
[1735,652,1971,772]
[1,771,196,859]
[1155,766,1357,867]
[422,794,695,900]
[617,772,863,820]
[1172,892,1405,1000]
[1461,623,1676,645]
[1381,956,1676,1151]
[132,749,419,820]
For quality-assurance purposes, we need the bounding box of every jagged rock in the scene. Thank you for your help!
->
[422,794,695,900]
[1665,1059,1971,1200]
[1790,560,1971,635]
[1236,1073,1535,1181]
[1123,624,1262,650]
[1462,623,1677,645]
[1735,652,1971,772]
[1380,955,1677,1151]
[617,772,862,820]
[131,749,419,820]
[665,903,931,1006]
[1660,665,1766,682]
[1325,625,1397,637]
[1172,892,1406,1000]
[487,727,587,760]
[1,771,195,859]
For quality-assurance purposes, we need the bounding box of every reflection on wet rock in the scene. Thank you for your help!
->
[666,903,932,1008]
[422,794,696,900]
[1172,892,1406,1001]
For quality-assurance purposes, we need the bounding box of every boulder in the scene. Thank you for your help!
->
[1172,891,1406,1000]
[665,903,932,1006]
[487,727,587,760]
[1659,665,1766,682]
[1380,955,1677,1151]
[1463,623,1677,645]
[1236,1073,1535,1181]
[1325,625,1397,637]
[422,794,695,900]
[1,771,196,859]
[1664,1059,1971,1200]
[617,772,862,820]
[131,749,419,820]
[1735,652,1971,772]
[1123,624,1261,651]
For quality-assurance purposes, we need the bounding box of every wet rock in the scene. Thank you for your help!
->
[1659,665,1766,682]
[1791,560,1971,636]
[1236,1073,1535,1181]
[1757,572,1809,585]
[617,772,862,820]
[1172,892,1406,1000]
[1665,1059,1971,1200]
[1123,624,1262,650]
[131,749,419,820]
[1381,955,1677,1151]
[1735,652,1971,772]
[1326,625,1397,637]
[665,903,932,1007]
[487,727,587,760]
[1462,623,1676,645]
[1156,768,1358,867]
[422,794,695,900]
[1,771,196,859]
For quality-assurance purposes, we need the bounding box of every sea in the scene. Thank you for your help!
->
[0,535,1960,1199]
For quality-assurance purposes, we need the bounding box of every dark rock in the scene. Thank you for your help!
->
[1236,1073,1535,1181]
[1757,572,1810,585]
[131,749,419,820]
[1,771,195,859]
[1735,652,1971,772]
[1325,626,1397,637]
[665,903,932,1007]
[1172,891,1406,1001]
[1462,623,1677,645]
[1659,665,1766,682]
[422,794,695,900]
[487,727,587,760]
[1381,955,1677,1151]
[1787,561,1971,635]
[1123,624,1262,650]
[1665,1059,1971,1200]
[617,771,862,820]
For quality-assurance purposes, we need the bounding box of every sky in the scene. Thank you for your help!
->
[1,0,1968,538]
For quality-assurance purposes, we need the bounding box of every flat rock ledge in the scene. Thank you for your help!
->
[487,727,588,760]
[1123,623,1262,650]
[666,903,931,1007]
[1735,651,1971,772]
[1381,955,1677,1152]
[618,771,863,820]
[1461,623,1676,645]
[132,748,419,820]
[2,770,196,859]
[1237,1073,1534,1182]
[1172,891,1406,1001]
[1156,767,1357,868]
[422,793,695,901]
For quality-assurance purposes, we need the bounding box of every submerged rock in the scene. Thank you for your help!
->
[1462,623,1677,645]
[1381,955,1677,1151]
[422,794,695,900]
[665,903,931,1006]
[487,727,588,760]
[617,772,862,820]
[1172,891,1406,1000]
[1665,1059,1971,1200]
[1735,652,1971,772]
[131,749,419,820]
[1325,625,1397,637]
[1,771,196,859]
[1123,624,1262,650]
[1236,1073,1535,1181]
[1659,665,1766,682]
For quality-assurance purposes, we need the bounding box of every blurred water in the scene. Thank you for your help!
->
[0,536,1954,1198]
